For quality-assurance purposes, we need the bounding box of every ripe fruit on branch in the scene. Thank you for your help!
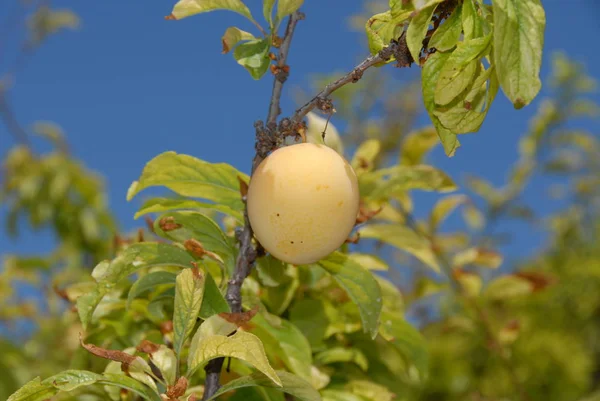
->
[247,143,360,265]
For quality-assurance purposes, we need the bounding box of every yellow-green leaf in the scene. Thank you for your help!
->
[168,0,253,21]
[188,331,282,386]
[452,248,503,269]
[359,224,439,271]
[406,3,438,64]
[222,26,256,54]
[316,252,383,339]
[400,127,439,166]
[205,371,321,401]
[173,268,206,355]
[429,194,467,231]
[351,139,380,174]
[493,0,546,108]
[134,197,243,223]
[276,0,304,24]
[234,38,271,80]
[429,4,462,51]
[127,151,248,213]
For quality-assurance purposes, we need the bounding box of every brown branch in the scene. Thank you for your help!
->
[267,11,304,127]
[201,11,304,401]
[291,33,412,126]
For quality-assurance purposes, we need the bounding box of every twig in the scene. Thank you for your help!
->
[291,34,412,125]
[267,11,304,127]
[201,11,303,401]
[0,90,31,147]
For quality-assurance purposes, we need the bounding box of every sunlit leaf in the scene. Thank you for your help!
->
[453,248,503,269]
[493,0,546,108]
[484,275,534,300]
[400,127,439,166]
[77,243,195,328]
[127,151,247,213]
[276,0,304,25]
[429,194,467,231]
[429,4,462,51]
[135,197,243,223]
[173,267,205,356]
[406,2,439,63]
[359,224,439,271]
[351,139,380,175]
[168,0,253,21]
[250,312,313,381]
[347,253,388,271]
[188,331,281,385]
[234,38,271,80]
[222,26,256,53]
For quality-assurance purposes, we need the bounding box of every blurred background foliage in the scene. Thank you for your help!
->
[1,1,600,401]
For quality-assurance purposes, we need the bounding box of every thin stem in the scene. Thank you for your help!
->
[201,12,303,401]
[250,18,268,37]
[267,11,304,126]
[0,90,31,147]
[290,36,410,125]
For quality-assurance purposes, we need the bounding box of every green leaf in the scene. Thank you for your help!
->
[359,224,439,271]
[263,0,276,27]
[127,271,177,308]
[493,0,546,108]
[461,0,484,40]
[484,275,534,300]
[316,252,383,339]
[127,151,247,213]
[429,4,462,51]
[422,51,460,156]
[188,331,282,386]
[433,34,491,107]
[406,3,438,64]
[429,194,467,231]
[135,197,243,223]
[150,346,177,386]
[168,0,253,21]
[322,390,364,401]
[276,0,303,24]
[250,313,313,381]
[234,38,271,80]
[434,63,500,134]
[345,380,395,401]
[347,253,388,271]
[360,165,456,201]
[222,26,256,53]
[379,311,428,379]
[206,371,321,401]
[351,139,381,175]
[261,267,300,315]
[200,272,230,318]
[188,315,238,369]
[256,254,288,287]
[77,243,195,329]
[99,373,162,401]
[42,370,102,391]
[452,247,503,269]
[289,299,329,349]
[8,372,162,401]
[365,11,409,55]
[173,267,206,355]
[153,211,235,271]
[315,347,369,371]
[7,377,57,401]
[400,127,439,165]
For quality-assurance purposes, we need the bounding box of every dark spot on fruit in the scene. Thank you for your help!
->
[277,213,280,217]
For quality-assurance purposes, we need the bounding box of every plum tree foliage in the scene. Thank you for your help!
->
[2,1,598,401]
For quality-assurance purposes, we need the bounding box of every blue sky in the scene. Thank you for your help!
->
[1,0,599,273]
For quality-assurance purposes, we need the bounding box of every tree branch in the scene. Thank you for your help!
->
[291,33,413,125]
[201,11,304,401]
[0,90,31,147]
[267,11,304,127]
